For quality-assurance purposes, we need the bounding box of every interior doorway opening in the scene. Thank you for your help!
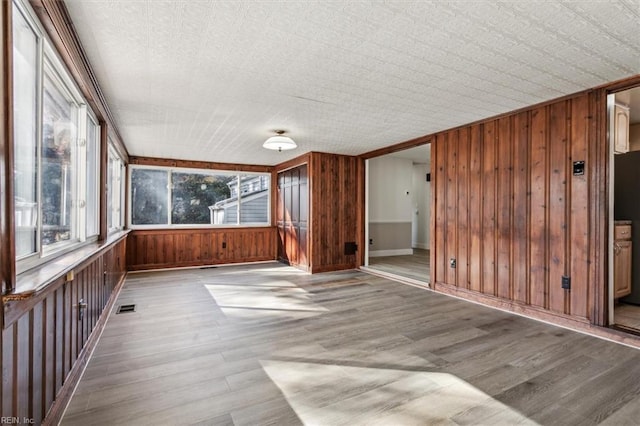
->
[364,144,431,285]
[609,86,640,333]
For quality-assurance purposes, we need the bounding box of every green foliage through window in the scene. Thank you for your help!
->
[130,167,270,226]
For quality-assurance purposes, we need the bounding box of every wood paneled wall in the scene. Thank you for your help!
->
[1,236,127,425]
[126,227,277,271]
[432,91,608,324]
[309,153,363,273]
[273,152,363,274]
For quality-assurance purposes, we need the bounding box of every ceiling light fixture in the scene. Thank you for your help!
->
[263,130,297,152]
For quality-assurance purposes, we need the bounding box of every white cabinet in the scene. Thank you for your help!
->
[614,104,630,154]
[614,223,632,299]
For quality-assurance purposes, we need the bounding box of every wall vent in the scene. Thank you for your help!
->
[117,304,136,314]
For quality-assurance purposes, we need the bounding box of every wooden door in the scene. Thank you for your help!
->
[277,164,309,269]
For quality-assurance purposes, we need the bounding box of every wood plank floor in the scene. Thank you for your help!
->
[368,249,430,283]
[615,302,640,331]
[62,263,640,426]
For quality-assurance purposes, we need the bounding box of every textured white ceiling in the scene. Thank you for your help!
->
[64,0,640,166]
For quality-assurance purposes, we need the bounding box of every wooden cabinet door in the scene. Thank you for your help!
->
[276,165,309,269]
[614,105,630,154]
[614,240,632,298]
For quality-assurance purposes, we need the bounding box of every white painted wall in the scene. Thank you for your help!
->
[368,156,413,223]
[411,163,430,249]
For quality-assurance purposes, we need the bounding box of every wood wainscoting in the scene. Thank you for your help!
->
[1,235,127,425]
[126,227,277,271]
[431,90,608,325]
[309,153,363,273]
[274,152,364,274]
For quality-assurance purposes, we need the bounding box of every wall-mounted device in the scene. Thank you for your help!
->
[573,161,585,176]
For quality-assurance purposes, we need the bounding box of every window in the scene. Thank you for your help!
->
[12,0,101,271]
[129,166,270,227]
[85,115,100,237]
[41,65,78,248]
[107,144,125,232]
[13,2,38,258]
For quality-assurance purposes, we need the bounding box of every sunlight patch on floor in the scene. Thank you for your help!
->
[205,282,328,321]
[261,360,539,426]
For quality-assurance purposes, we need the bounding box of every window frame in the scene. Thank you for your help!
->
[107,142,125,234]
[85,111,101,238]
[13,0,101,274]
[128,164,271,229]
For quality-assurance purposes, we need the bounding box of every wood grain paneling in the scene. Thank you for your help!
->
[277,165,309,270]
[457,127,470,290]
[512,111,529,304]
[468,124,482,293]
[432,92,605,323]
[434,136,447,285]
[481,121,496,296]
[1,237,126,425]
[309,153,361,273]
[129,156,272,174]
[446,131,458,287]
[126,227,277,271]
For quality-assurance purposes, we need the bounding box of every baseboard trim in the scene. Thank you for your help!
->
[43,271,128,425]
[412,243,429,250]
[360,266,430,289]
[434,280,640,350]
[369,249,413,257]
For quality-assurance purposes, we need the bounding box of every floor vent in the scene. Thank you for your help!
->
[117,304,136,314]
[199,266,218,269]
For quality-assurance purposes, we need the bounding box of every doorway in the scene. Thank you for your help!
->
[365,144,431,285]
[609,86,640,333]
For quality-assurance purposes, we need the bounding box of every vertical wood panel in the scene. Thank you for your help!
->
[430,140,437,286]
[570,95,590,318]
[548,101,568,314]
[299,165,309,268]
[44,293,55,413]
[457,127,470,289]
[435,133,447,285]
[482,121,497,295]
[32,303,43,420]
[530,106,548,309]
[70,278,78,366]
[126,227,277,270]
[512,111,530,304]
[16,314,30,419]
[2,325,14,417]
[589,89,609,326]
[446,131,458,286]
[54,287,63,395]
[430,90,605,325]
[497,117,513,299]
[468,124,482,293]
[308,153,359,273]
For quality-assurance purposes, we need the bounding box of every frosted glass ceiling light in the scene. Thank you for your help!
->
[263,130,297,152]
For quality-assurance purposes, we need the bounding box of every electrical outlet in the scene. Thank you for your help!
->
[222,242,227,249]
[369,238,373,245]
[450,258,456,269]
[562,275,571,290]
